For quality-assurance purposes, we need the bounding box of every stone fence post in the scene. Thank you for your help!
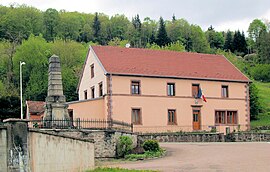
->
[4,118,29,172]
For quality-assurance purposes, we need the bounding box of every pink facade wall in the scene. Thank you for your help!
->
[111,76,249,133]
[68,98,105,119]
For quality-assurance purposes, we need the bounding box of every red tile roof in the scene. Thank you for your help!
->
[26,101,45,114]
[91,46,250,82]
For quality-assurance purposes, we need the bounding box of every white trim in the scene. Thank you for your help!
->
[67,96,105,105]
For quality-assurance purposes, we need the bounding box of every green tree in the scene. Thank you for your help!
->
[51,40,87,101]
[43,8,60,41]
[57,11,82,41]
[248,19,267,42]
[205,26,225,49]
[256,30,270,63]
[108,14,130,40]
[249,83,262,120]
[232,30,247,56]
[156,17,170,47]
[0,5,43,42]
[189,25,210,53]
[224,30,233,51]
[13,34,51,101]
[92,12,101,44]
[0,96,20,121]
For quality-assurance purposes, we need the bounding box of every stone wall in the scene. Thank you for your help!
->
[41,129,137,158]
[0,126,7,172]
[138,133,225,145]
[226,132,270,142]
[29,130,95,172]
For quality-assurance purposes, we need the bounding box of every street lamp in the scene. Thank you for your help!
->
[20,61,25,119]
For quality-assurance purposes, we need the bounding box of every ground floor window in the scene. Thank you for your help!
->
[168,109,177,125]
[215,110,237,125]
[132,108,141,125]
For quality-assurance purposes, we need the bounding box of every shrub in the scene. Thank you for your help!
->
[142,140,160,152]
[116,136,133,158]
[250,64,270,82]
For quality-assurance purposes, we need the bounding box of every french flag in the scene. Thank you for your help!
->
[197,87,207,102]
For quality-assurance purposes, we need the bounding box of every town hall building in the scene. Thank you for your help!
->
[68,45,251,133]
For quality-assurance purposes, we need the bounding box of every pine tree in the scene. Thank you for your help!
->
[132,14,141,31]
[172,14,176,22]
[93,12,101,43]
[232,30,247,56]
[156,17,171,47]
[224,31,233,51]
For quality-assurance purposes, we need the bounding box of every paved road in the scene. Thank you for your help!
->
[110,142,270,172]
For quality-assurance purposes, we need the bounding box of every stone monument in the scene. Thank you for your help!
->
[43,55,70,123]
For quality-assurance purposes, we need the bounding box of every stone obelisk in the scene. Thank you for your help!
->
[43,55,70,122]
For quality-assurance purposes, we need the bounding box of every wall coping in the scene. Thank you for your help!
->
[29,128,94,143]
[67,96,104,104]
[138,132,224,136]
[3,118,30,123]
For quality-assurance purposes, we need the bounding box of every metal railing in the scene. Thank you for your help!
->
[28,118,133,132]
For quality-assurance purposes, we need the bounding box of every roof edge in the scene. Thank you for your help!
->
[221,54,251,82]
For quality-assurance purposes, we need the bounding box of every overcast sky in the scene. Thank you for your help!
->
[1,0,270,32]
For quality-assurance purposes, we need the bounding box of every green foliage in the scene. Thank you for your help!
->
[116,136,133,158]
[205,26,225,49]
[125,149,165,161]
[0,96,20,121]
[250,64,270,82]
[249,83,262,120]
[13,34,51,101]
[43,8,59,41]
[50,40,87,101]
[224,30,233,51]
[93,12,101,44]
[108,37,130,47]
[248,19,267,42]
[257,30,270,64]
[146,41,185,52]
[254,81,270,112]
[156,17,171,47]
[142,140,160,152]
[232,30,248,56]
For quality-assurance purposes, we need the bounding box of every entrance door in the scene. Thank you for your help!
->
[193,110,201,130]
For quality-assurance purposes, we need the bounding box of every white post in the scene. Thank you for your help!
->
[20,61,25,119]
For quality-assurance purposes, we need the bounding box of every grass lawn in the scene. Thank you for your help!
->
[251,81,270,127]
[86,167,156,172]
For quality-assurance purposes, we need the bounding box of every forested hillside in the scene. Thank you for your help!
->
[0,4,269,121]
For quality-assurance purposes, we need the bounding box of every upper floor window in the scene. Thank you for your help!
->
[168,109,177,125]
[132,108,142,125]
[192,84,200,98]
[99,82,103,97]
[221,85,229,98]
[91,86,95,99]
[90,64,94,78]
[167,83,175,96]
[84,90,87,100]
[131,81,140,95]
